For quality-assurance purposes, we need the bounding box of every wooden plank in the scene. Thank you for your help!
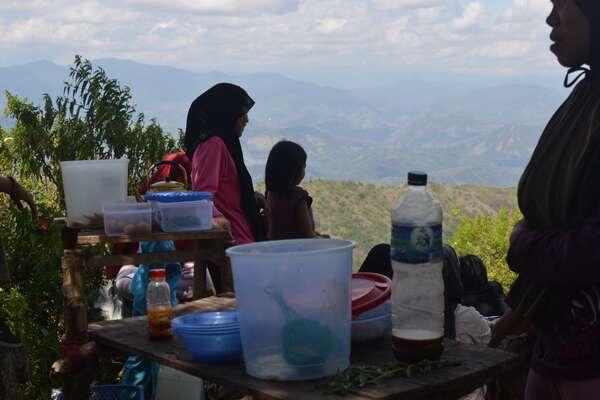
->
[89,298,524,400]
[76,228,230,245]
[85,250,215,268]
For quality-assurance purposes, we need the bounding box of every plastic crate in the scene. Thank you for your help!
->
[57,384,144,400]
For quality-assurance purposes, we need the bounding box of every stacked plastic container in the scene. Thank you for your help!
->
[102,203,152,236]
[351,272,392,342]
[172,311,242,363]
[144,191,214,232]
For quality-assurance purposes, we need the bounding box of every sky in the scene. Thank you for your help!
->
[0,0,563,88]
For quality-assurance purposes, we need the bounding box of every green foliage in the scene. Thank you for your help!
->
[4,55,177,206]
[450,208,522,292]
[0,56,180,399]
[257,180,516,271]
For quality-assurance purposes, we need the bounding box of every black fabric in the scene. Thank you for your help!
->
[463,283,507,318]
[459,254,507,317]
[358,244,392,278]
[577,0,600,71]
[184,83,265,241]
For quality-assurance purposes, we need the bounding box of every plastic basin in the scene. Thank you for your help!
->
[226,239,355,381]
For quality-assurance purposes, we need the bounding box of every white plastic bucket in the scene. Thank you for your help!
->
[60,159,128,226]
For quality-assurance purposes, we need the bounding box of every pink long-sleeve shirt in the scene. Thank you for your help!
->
[191,136,255,244]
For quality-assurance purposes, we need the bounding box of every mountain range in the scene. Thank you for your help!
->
[0,58,569,186]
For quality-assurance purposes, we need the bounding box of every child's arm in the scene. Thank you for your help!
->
[296,199,317,238]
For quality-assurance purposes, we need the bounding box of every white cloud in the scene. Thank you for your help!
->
[452,2,484,30]
[0,0,559,81]
[123,0,300,14]
[316,18,347,34]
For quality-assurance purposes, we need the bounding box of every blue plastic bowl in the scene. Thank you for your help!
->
[144,191,213,203]
[173,311,242,363]
[173,311,239,329]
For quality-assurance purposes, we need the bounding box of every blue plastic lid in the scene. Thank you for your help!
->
[144,191,214,203]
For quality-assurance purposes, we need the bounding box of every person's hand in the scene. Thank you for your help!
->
[9,178,38,222]
[254,192,267,211]
[488,307,531,348]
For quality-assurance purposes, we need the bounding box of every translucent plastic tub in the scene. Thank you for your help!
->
[60,159,129,226]
[103,203,152,236]
[155,199,212,232]
[226,239,355,381]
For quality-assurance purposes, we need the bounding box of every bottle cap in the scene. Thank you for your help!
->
[407,171,427,186]
[149,268,166,279]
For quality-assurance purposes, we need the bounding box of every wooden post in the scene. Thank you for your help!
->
[62,249,87,345]
[59,230,94,400]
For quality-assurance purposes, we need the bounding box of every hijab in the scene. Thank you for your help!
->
[184,83,265,241]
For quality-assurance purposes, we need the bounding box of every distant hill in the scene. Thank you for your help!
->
[257,180,517,269]
[0,58,568,186]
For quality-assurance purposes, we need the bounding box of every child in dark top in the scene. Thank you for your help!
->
[265,141,316,240]
[459,254,507,318]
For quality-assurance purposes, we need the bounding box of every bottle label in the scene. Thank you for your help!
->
[391,223,442,264]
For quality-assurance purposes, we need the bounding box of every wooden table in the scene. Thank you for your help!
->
[56,226,232,399]
[88,297,525,400]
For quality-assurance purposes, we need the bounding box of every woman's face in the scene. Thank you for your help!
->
[234,113,249,137]
[547,0,591,67]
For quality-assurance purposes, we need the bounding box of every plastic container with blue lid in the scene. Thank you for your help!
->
[144,191,213,203]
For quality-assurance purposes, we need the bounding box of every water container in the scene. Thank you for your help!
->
[226,239,355,381]
[390,171,444,362]
[60,159,129,226]
[147,269,173,340]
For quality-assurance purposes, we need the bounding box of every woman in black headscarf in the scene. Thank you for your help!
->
[500,1,600,397]
[184,83,265,244]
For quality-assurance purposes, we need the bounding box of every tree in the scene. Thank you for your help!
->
[4,55,177,208]
[0,56,180,399]
[450,208,521,292]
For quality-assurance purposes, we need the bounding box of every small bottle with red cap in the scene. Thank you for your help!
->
[147,268,173,340]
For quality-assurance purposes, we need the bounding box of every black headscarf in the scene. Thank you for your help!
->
[564,1,600,87]
[577,0,600,70]
[184,83,265,241]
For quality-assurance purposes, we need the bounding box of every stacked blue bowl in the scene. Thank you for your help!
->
[172,311,242,363]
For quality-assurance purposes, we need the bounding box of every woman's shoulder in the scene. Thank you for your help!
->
[267,187,311,206]
[193,136,229,160]
[201,136,226,149]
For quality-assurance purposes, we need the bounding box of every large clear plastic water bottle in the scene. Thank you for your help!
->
[147,268,173,340]
[390,171,444,362]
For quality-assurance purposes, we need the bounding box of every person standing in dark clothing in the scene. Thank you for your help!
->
[504,1,600,397]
